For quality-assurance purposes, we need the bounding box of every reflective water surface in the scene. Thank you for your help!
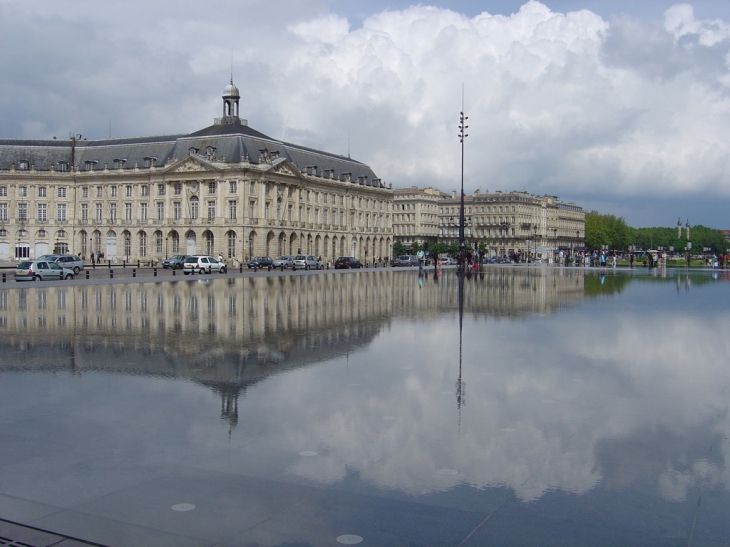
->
[0,268,729,546]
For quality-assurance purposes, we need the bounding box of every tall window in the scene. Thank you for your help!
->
[0,203,7,221]
[171,232,180,253]
[124,232,131,257]
[157,184,165,196]
[207,201,216,221]
[97,187,103,198]
[18,203,27,221]
[82,187,88,198]
[109,203,116,221]
[18,186,27,197]
[249,201,255,219]
[227,231,236,258]
[173,202,181,221]
[229,181,237,193]
[157,202,164,221]
[264,202,270,220]
[156,231,163,254]
[110,186,117,197]
[174,183,182,195]
[228,201,237,220]
[37,203,47,221]
[81,204,88,221]
[208,181,216,194]
[140,203,148,221]
[141,185,149,197]
[0,186,7,197]
[190,197,199,220]
[38,187,46,197]
[126,185,132,197]
[57,204,67,222]
[139,232,147,256]
[125,203,132,221]
[95,203,103,222]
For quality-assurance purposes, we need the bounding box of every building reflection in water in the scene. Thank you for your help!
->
[0,269,584,428]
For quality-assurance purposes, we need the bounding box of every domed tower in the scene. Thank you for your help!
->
[220,78,240,124]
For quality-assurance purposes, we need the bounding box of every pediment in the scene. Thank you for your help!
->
[263,158,302,179]
[165,156,220,174]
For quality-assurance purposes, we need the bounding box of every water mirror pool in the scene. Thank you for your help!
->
[0,267,728,546]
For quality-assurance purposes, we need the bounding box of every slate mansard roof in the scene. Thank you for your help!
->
[0,120,385,188]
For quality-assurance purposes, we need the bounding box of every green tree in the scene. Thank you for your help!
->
[392,241,406,257]
[585,211,631,250]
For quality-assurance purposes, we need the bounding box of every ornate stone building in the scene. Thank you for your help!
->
[394,187,584,259]
[438,189,585,258]
[0,81,393,263]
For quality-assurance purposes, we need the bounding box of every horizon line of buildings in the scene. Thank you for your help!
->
[0,81,585,262]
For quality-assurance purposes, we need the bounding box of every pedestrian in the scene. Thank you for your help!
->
[91,252,95,266]
[218,252,223,264]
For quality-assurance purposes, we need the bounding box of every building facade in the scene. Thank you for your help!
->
[0,81,393,263]
[392,186,445,247]
[438,189,584,258]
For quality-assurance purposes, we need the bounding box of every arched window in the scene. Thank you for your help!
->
[155,231,163,255]
[124,232,131,257]
[205,231,214,255]
[171,231,180,254]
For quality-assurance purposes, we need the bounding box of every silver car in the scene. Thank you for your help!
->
[55,254,84,274]
[292,255,323,271]
[182,255,227,275]
[273,255,294,269]
[15,260,75,281]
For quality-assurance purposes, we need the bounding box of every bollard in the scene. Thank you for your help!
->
[268,265,272,271]
[137,261,140,268]
[107,261,110,268]
[254,266,258,272]
[154,268,157,277]
[93,262,96,269]
[123,260,126,269]
[85,270,89,279]
[110,269,114,279]
[281,265,284,272]
[132,269,136,278]
[172,269,176,276]
[2,273,5,283]
[239,264,243,273]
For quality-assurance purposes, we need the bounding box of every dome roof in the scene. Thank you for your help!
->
[223,79,240,98]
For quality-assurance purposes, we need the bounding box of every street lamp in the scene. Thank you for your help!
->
[165,237,169,258]
[552,228,558,263]
[532,224,538,262]
[457,101,468,269]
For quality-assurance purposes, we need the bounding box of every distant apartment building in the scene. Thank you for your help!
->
[392,186,445,247]
[394,187,585,259]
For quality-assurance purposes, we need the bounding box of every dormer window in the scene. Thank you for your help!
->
[58,161,68,172]
[189,147,198,155]
[206,146,216,156]
[85,160,98,171]
[143,156,156,168]
[18,160,29,171]
[113,159,126,169]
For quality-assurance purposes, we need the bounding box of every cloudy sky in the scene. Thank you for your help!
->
[2,1,730,228]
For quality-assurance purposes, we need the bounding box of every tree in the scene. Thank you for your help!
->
[392,241,406,257]
[585,211,631,250]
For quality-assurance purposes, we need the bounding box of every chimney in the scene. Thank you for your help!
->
[452,190,457,198]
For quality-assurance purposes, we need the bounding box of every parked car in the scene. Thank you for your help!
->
[439,257,457,266]
[334,257,363,269]
[272,255,294,269]
[15,260,75,281]
[55,254,84,274]
[247,256,274,269]
[392,255,420,267]
[162,255,188,269]
[182,255,227,275]
[292,255,323,270]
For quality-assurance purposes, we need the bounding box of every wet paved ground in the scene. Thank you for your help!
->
[0,266,728,546]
